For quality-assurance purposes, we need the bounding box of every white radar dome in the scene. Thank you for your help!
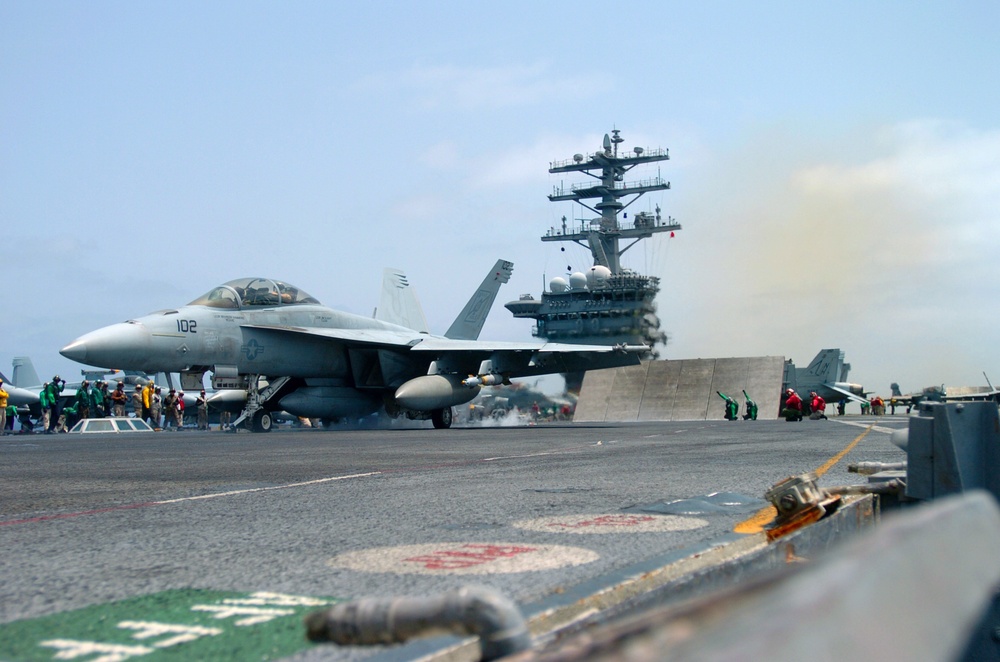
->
[549,276,569,293]
[586,265,612,289]
[569,272,588,290]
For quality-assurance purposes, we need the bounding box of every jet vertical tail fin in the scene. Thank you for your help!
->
[12,356,41,388]
[445,259,513,340]
[375,268,430,334]
[801,349,844,385]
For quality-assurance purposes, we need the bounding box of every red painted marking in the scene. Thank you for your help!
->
[0,502,159,527]
[403,544,537,570]
[546,514,655,529]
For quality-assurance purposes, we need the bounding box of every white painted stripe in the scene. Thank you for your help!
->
[482,451,563,461]
[153,472,381,504]
[832,419,898,435]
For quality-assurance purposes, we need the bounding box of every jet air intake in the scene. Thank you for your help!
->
[394,374,481,411]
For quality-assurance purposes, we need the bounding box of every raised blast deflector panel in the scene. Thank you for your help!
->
[637,360,682,421]
[603,362,651,422]
[572,367,618,422]
[577,356,785,422]
[671,359,717,420]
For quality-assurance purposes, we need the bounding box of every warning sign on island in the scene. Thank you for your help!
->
[328,542,600,575]
[513,513,709,534]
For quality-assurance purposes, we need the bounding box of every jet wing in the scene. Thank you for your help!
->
[409,337,646,376]
[244,324,423,348]
[243,324,645,378]
[825,383,868,404]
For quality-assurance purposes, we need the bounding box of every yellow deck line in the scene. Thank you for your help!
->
[733,425,873,534]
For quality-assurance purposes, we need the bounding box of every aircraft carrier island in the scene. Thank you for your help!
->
[506,129,681,390]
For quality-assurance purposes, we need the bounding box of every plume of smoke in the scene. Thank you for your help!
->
[655,120,1000,390]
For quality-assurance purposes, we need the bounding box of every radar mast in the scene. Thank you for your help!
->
[505,129,682,378]
[545,129,681,273]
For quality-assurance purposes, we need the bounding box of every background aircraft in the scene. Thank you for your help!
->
[61,262,643,431]
[782,348,866,408]
[891,373,1000,410]
[0,370,41,409]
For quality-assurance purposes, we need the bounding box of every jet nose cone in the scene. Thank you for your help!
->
[59,339,88,363]
[61,322,151,369]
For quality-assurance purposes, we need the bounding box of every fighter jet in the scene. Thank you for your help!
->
[60,264,645,432]
[782,349,866,406]
[0,370,41,409]
[890,373,1000,410]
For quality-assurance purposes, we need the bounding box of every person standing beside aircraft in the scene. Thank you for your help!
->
[101,381,112,417]
[196,390,209,430]
[5,403,16,433]
[46,376,65,432]
[131,385,143,418]
[38,382,51,432]
[0,380,8,434]
[142,381,155,423]
[111,382,127,417]
[162,389,179,429]
[90,380,105,419]
[150,387,163,429]
[75,380,91,420]
[177,392,186,428]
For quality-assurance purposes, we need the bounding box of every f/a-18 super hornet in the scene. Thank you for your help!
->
[782,349,866,406]
[60,261,646,431]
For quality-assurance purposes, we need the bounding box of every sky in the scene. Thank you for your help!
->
[3,1,999,396]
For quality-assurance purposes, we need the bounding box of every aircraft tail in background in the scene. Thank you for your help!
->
[375,268,430,334]
[800,349,846,385]
[784,348,866,404]
[12,356,41,388]
[445,259,513,340]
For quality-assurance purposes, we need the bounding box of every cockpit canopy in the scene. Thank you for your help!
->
[187,278,321,309]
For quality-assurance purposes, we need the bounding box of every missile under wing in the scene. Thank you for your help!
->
[60,270,645,431]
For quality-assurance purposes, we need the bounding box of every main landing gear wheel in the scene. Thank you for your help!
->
[252,410,273,433]
[431,407,453,429]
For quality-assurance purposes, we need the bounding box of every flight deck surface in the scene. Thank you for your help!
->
[0,417,905,660]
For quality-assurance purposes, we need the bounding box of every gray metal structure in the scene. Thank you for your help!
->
[60,267,645,432]
[505,129,681,355]
[574,356,785,422]
[782,348,866,406]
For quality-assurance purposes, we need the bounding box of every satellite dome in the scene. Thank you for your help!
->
[586,265,612,288]
[549,276,569,293]
[569,272,588,290]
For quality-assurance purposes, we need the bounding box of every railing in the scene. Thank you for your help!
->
[551,176,667,197]
[549,147,668,170]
